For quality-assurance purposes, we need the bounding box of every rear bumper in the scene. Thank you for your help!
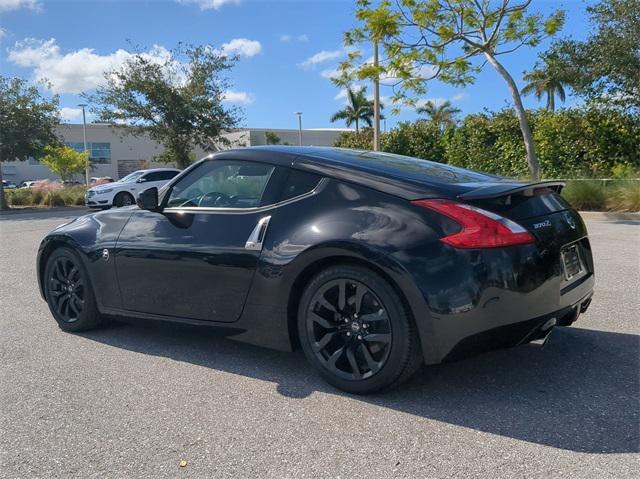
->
[393,225,595,364]
[441,289,593,362]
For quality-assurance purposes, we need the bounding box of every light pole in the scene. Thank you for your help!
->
[78,104,89,185]
[294,112,303,146]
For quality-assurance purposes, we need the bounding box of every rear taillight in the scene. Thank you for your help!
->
[412,199,535,249]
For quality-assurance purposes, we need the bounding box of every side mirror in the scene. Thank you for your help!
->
[136,187,160,212]
[136,177,147,183]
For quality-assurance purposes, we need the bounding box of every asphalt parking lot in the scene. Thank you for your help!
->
[1,209,638,478]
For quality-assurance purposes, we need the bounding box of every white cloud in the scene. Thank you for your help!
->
[451,93,466,101]
[320,68,341,80]
[0,0,41,13]
[59,107,84,122]
[300,49,344,69]
[222,90,253,104]
[177,0,240,10]
[281,34,308,43]
[415,98,448,109]
[0,28,7,40]
[220,38,262,57]
[334,84,364,102]
[8,38,173,94]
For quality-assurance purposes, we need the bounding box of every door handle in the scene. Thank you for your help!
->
[245,216,271,251]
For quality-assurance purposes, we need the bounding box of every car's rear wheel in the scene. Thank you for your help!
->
[43,247,103,332]
[113,192,134,207]
[298,265,422,394]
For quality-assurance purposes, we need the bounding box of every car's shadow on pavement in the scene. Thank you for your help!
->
[81,320,639,454]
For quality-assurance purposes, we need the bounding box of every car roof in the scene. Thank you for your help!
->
[211,146,498,200]
[139,168,181,172]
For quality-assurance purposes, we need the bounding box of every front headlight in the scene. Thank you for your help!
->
[96,188,113,194]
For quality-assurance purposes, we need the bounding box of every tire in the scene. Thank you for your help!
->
[113,192,134,208]
[298,265,422,394]
[43,247,104,332]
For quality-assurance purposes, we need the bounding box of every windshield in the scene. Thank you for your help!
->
[120,171,145,183]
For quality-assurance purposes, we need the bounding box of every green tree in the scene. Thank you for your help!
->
[338,0,565,180]
[0,76,60,209]
[548,0,639,112]
[334,128,376,149]
[264,131,282,145]
[521,54,568,111]
[383,121,446,160]
[330,86,380,133]
[40,145,89,181]
[416,100,461,129]
[87,44,241,169]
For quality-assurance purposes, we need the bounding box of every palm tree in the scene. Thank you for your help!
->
[330,86,379,133]
[416,100,461,129]
[521,68,567,111]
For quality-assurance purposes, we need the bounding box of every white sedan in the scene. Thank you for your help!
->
[85,168,181,208]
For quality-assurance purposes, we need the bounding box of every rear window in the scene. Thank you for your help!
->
[279,169,321,201]
[320,149,495,184]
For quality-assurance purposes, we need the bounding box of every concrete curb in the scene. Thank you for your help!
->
[578,211,640,222]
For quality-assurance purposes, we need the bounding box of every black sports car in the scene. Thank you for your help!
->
[38,147,594,393]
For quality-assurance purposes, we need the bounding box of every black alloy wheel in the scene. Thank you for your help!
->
[48,255,85,322]
[299,265,422,394]
[306,278,392,380]
[44,248,103,332]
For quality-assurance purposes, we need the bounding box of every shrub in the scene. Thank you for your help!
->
[41,190,66,207]
[606,182,640,212]
[334,122,446,161]
[382,121,446,161]
[4,182,86,208]
[444,108,640,178]
[6,188,33,206]
[60,185,87,206]
[562,181,608,210]
[334,128,375,150]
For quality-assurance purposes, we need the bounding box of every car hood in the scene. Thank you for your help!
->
[90,181,128,192]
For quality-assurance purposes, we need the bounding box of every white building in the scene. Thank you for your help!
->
[1,124,348,184]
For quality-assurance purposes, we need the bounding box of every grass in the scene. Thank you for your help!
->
[561,180,640,212]
[607,182,640,212]
[4,182,86,208]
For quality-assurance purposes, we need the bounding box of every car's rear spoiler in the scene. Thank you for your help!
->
[457,181,565,200]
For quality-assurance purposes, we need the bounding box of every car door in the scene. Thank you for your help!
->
[114,160,282,322]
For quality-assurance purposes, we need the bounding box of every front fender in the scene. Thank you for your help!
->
[36,209,134,310]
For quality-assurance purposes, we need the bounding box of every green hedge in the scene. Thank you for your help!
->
[334,108,640,179]
[447,109,640,178]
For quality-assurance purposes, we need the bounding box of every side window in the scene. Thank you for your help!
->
[279,169,322,201]
[142,172,161,182]
[166,161,275,209]
[162,171,179,180]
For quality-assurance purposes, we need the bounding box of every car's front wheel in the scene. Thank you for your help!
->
[43,247,103,332]
[298,265,422,394]
[113,192,134,208]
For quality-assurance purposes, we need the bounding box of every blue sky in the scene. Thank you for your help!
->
[1,0,594,130]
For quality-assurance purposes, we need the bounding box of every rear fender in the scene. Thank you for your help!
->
[280,242,441,363]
